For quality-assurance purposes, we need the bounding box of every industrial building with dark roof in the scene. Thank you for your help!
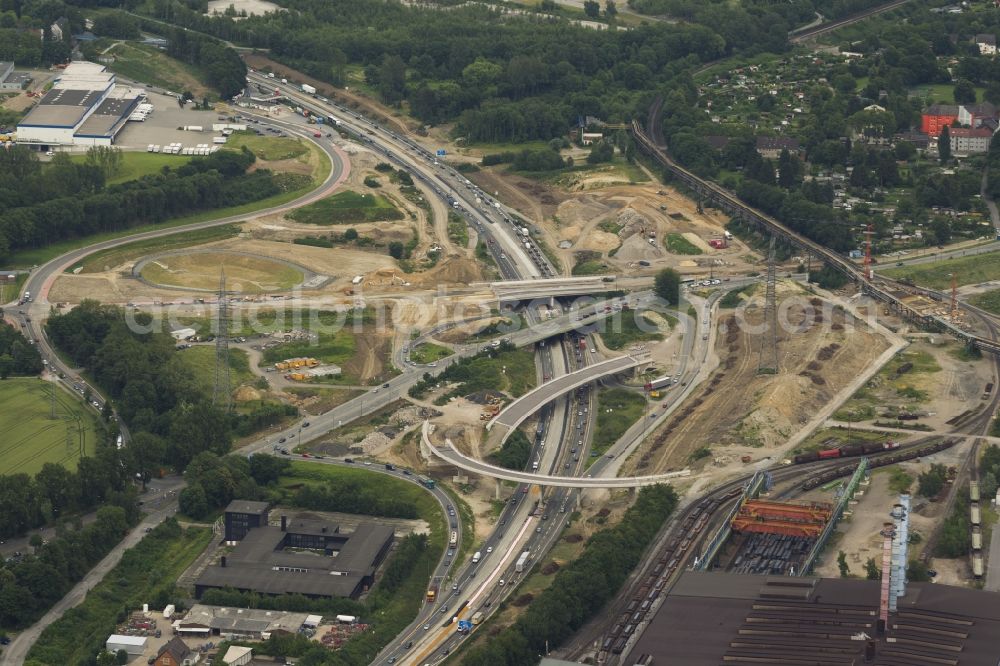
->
[628,571,1000,665]
[15,61,143,147]
[195,511,394,600]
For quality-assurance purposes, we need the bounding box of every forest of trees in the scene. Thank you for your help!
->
[0,146,289,264]
[139,0,727,142]
[45,301,232,473]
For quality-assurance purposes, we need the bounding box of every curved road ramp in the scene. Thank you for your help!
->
[488,355,645,432]
[423,422,690,488]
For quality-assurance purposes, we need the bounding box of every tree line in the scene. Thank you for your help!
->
[0,147,283,264]
[0,504,139,629]
[460,484,679,664]
[178,452,288,520]
[0,321,42,378]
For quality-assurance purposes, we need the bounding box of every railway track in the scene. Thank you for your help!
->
[631,120,1000,355]
[578,413,1000,664]
[788,0,914,43]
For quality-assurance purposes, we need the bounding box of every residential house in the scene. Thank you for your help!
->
[958,102,997,128]
[947,127,993,155]
[755,136,800,159]
[975,34,997,55]
[154,637,199,666]
[921,104,960,135]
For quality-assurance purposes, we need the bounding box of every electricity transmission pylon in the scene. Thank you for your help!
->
[213,269,232,413]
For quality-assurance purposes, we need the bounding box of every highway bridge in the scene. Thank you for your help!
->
[630,120,1000,355]
[424,423,691,488]
[488,276,621,301]
[488,355,645,431]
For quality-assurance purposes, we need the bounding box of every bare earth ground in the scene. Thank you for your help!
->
[808,448,975,587]
[622,284,890,476]
[469,162,758,277]
[839,338,995,433]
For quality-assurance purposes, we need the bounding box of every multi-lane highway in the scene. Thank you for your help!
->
[236,77,615,663]
[3,70,729,665]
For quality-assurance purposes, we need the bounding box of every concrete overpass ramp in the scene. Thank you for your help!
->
[488,355,644,432]
[487,276,620,302]
[424,423,690,488]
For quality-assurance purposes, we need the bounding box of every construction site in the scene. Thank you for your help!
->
[620,282,896,477]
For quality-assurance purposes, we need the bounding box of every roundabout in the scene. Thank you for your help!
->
[132,248,326,293]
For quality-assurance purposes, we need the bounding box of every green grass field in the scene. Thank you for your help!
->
[665,233,703,255]
[73,224,240,274]
[601,311,671,350]
[289,189,404,225]
[0,379,101,476]
[409,342,452,364]
[448,213,470,246]
[971,289,1000,315]
[139,251,303,293]
[175,347,256,394]
[262,329,357,370]
[103,42,213,97]
[592,388,647,455]
[0,272,28,303]
[8,140,331,269]
[227,131,309,161]
[910,83,987,105]
[883,252,1000,289]
[572,258,611,276]
[67,152,192,185]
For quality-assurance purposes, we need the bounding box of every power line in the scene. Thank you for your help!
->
[213,268,232,413]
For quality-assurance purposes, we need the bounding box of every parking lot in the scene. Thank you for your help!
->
[113,89,223,152]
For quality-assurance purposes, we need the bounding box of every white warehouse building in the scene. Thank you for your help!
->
[16,62,145,148]
[105,634,147,655]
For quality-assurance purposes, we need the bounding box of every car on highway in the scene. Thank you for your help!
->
[498,579,505,586]
[278,437,286,443]
[423,624,430,631]
[486,546,493,553]
[302,421,310,427]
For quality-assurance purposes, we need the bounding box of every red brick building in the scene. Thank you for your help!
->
[921,104,959,135]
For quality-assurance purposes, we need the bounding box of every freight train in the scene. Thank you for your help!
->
[601,488,743,656]
[793,440,899,464]
[801,439,956,490]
